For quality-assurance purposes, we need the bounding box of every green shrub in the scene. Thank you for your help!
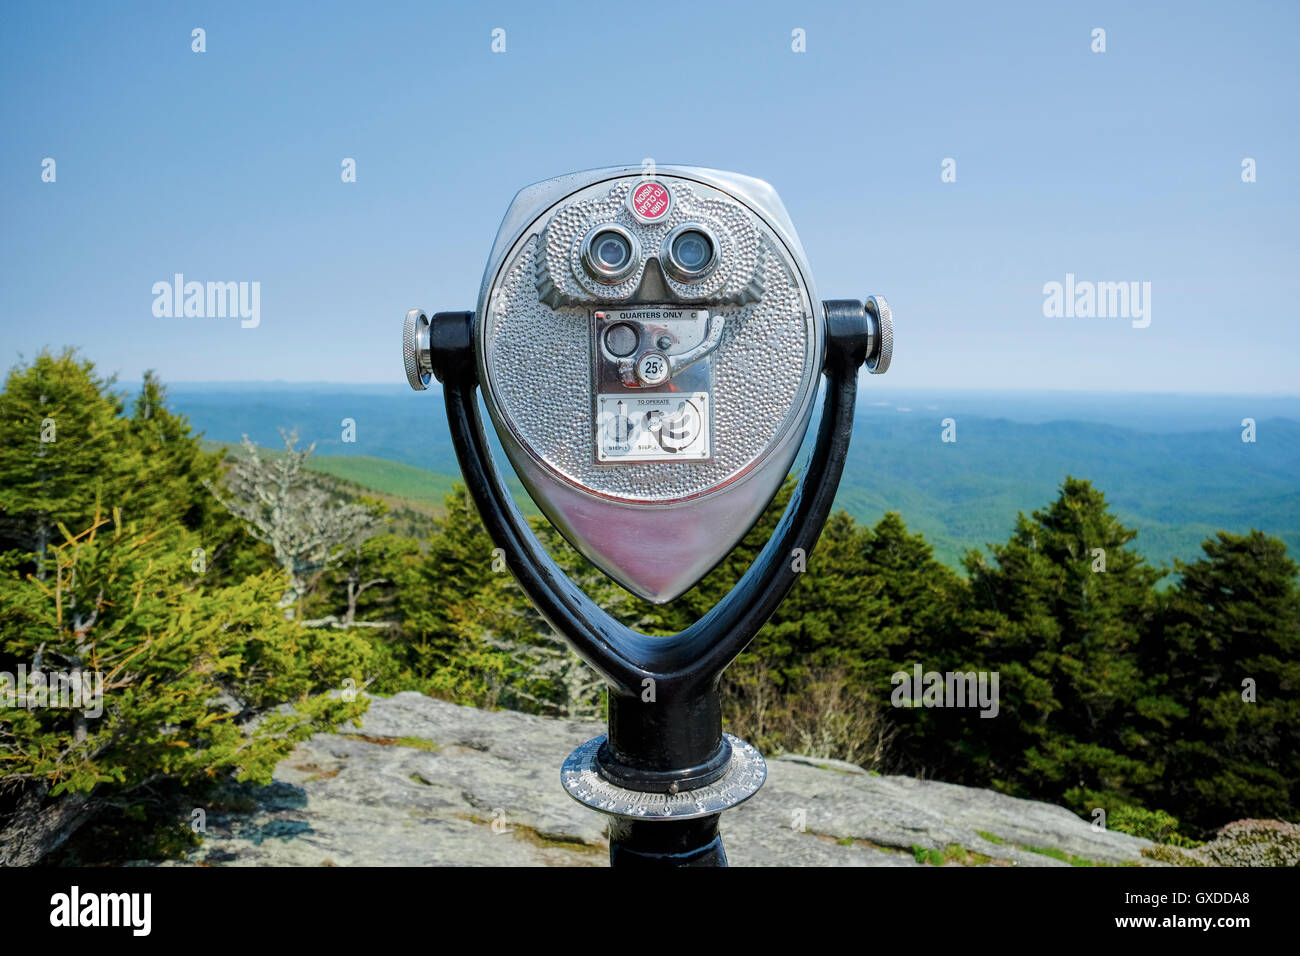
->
[1108,805,1201,847]
[1197,819,1300,867]
[0,512,374,864]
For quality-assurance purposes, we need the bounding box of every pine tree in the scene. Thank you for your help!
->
[0,358,381,863]
[125,370,271,583]
[848,511,970,777]
[0,350,139,574]
[397,485,504,677]
[0,352,268,586]
[0,508,375,864]
[1145,529,1300,832]
[961,477,1164,811]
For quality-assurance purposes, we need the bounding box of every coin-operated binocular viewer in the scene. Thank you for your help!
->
[403,166,891,866]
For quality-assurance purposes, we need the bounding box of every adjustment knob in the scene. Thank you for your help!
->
[864,295,893,375]
[402,309,432,390]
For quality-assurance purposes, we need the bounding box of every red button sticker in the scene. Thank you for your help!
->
[630,181,671,222]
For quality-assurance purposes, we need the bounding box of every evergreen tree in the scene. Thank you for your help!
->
[0,352,269,585]
[724,512,874,710]
[1145,529,1300,832]
[0,357,380,863]
[392,486,529,707]
[961,477,1164,811]
[851,511,970,777]
[0,508,374,864]
[125,370,272,584]
[399,490,617,714]
[0,350,137,572]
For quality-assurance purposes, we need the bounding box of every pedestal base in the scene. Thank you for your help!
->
[561,733,766,866]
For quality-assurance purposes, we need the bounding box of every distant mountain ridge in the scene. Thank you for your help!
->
[176,386,1300,571]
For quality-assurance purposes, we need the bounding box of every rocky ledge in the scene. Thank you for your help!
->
[157,691,1190,867]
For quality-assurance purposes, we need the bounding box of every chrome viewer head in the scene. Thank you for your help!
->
[404,166,891,602]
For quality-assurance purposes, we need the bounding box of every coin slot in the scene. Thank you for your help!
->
[604,322,639,357]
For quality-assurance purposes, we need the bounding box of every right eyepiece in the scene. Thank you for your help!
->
[661,224,718,282]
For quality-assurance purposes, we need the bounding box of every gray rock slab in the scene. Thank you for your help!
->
[166,692,1158,868]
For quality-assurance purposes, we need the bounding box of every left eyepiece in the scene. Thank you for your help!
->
[581,225,640,284]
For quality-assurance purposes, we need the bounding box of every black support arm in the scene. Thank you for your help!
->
[431,307,867,702]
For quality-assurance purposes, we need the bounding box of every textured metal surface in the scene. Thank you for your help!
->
[534,179,765,308]
[561,733,767,819]
[470,166,827,600]
[475,166,816,317]
[482,175,816,503]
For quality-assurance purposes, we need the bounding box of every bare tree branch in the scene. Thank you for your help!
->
[204,430,382,616]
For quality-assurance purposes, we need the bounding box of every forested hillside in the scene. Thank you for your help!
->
[2,350,1296,864]
[169,385,1300,571]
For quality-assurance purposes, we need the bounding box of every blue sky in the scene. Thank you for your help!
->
[2,0,1296,392]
